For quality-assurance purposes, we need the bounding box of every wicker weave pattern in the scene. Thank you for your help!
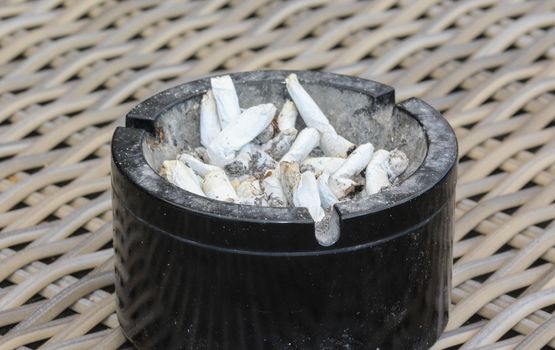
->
[0,0,554,349]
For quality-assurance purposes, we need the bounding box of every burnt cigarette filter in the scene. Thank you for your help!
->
[112,70,457,349]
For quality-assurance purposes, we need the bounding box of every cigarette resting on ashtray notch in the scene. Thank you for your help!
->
[161,73,409,227]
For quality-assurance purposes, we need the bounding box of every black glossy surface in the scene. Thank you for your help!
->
[111,70,457,349]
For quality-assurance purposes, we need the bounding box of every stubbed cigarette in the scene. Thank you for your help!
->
[328,175,357,199]
[301,157,345,175]
[365,150,391,195]
[262,128,298,160]
[332,143,374,179]
[210,75,241,128]
[251,149,277,175]
[179,153,221,176]
[317,173,339,209]
[261,170,287,207]
[293,171,325,222]
[385,149,409,180]
[277,100,298,131]
[160,160,205,197]
[254,124,275,144]
[199,90,221,148]
[320,132,356,158]
[179,153,239,201]
[224,144,253,177]
[279,161,301,205]
[285,73,354,157]
[280,127,320,163]
[202,170,238,202]
[207,103,276,166]
[236,177,267,206]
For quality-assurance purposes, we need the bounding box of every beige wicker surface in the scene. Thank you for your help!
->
[0,0,554,349]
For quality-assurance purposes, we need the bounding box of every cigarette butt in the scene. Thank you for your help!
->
[160,160,205,197]
[285,73,355,157]
[385,149,409,180]
[332,143,374,179]
[202,169,238,202]
[328,175,357,199]
[315,210,340,246]
[280,127,320,163]
[236,176,267,206]
[179,153,221,176]
[236,178,268,206]
[262,128,298,160]
[317,173,339,209]
[279,161,301,205]
[293,171,325,222]
[224,144,253,177]
[254,124,275,144]
[320,131,355,158]
[277,100,298,131]
[261,170,287,207]
[207,103,276,166]
[301,157,345,175]
[210,75,241,128]
[285,74,335,134]
[365,150,391,195]
[200,90,221,148]
[251,149,277,175]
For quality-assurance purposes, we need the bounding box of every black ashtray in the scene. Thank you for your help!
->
[111,70,457,349]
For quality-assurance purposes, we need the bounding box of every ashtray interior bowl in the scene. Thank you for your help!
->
[111,70,457,349]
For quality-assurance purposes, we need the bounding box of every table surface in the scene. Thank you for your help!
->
[1,1,555,349]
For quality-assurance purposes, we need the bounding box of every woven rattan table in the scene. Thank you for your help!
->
[1,1,555,349]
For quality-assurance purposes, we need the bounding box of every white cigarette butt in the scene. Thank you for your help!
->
[179,153,221,176]
[285,73,354,157]
[261,170,287,207]
[262,128,298,160]
[160,160,205,197]
[365,150,392,195]
[301,157,346,175]
[317,173,339,209]
[279,161,301,205]
[277,100,298,131]
[210,75,241,128]
[254,124,275,144]
[251,149,277,175]
[332,143,374,179]
[385,149,409,181]
[207,103,276,166]
[202,170,238,202]
[293,171,325,222]
[236,177,267,206]
[320,132,356,158]
[281,127,320,163]
[224,144,253,176]
[199,90,221,148]
[328,176,357,199]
